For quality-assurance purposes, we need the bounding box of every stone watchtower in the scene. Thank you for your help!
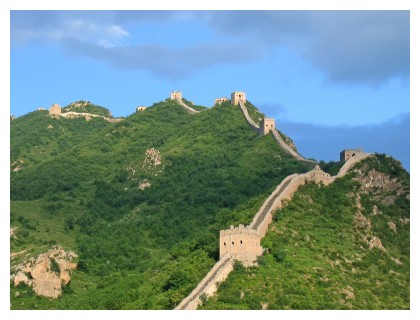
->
[136,106,147,112]
[220,224,263,265]
[231,91,246,105]
[214,97,228,105]
[260,117,275,135]
[340,148,364,162]
[170,91,182,100]
[49,103,62,115]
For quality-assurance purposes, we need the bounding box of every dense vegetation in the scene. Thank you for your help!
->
[10,99,311,309]
[63,101,113,117]
[200,155,410,309]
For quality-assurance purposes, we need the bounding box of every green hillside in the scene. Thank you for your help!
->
[10,99,312,309]
[199,155,410,309]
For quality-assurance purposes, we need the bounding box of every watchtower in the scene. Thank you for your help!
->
[170,91,182,100]
[231,91,246,105]
[136,106,147,112]
[214,97,228,105]
[340,148,364,162]
[220,224,263,265]
[49,104,62,115]
[259,117,275,135]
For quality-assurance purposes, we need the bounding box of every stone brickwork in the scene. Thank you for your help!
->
[49,104,62,115]
[231,91,246,105]
[340,148,364,162]
[219,225,263,265]
[214,97,228,105]
[260,117,275,135]
[170,91,182,100]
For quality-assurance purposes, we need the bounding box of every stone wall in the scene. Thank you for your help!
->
[270,128,306,161]
[237,100,260,133]
[174,97,199,114]
[136,106,147,112]
[175,155,372,310]
[175,255,234,310]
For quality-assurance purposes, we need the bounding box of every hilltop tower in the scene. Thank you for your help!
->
[231,91,246,105]
[340,148,364,162]
[136,106,147,112]
[214,97,228,105]
[259,117,275,135]
[49,104,62,115]
[170,91,182,100]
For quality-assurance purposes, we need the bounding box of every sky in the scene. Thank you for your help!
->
[9,10,410,170]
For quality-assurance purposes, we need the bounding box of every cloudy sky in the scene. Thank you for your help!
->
[9,10,410,169]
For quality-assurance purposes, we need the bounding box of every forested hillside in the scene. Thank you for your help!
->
[10,99,311,309]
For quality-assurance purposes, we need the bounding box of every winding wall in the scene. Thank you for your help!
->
[238,101,260,133]
[175,98,200,114]
[175,154,372,310]
[175,254,234,310]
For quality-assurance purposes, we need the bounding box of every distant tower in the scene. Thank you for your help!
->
[49,103,62,115]
[340,148,364,162]
[214,97,228,105]
[259,117,275,135]
[136,106,147,112]
[170,91,182,100]
[231,91,246,105]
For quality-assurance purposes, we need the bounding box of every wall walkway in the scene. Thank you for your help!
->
[175,254,234,310]
[238,101,260,133]
[175,98,200,114]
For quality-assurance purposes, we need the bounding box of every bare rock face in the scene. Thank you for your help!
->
[142,148,162,170]
[11,246,77,299]
[138,179,151,190]
[354,168,406,205]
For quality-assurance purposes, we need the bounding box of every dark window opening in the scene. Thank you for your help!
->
[240,240,243,245]
[224,242,226,246]
[232,241,234,245]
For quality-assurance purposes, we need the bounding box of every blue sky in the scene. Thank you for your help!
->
[10,10,410,169]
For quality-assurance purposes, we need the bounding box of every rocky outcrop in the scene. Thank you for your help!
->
[11,246,77,299]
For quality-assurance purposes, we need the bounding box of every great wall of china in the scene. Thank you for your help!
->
[175,153,370,310]
[170,91,369,310]
[44,91,369,310]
